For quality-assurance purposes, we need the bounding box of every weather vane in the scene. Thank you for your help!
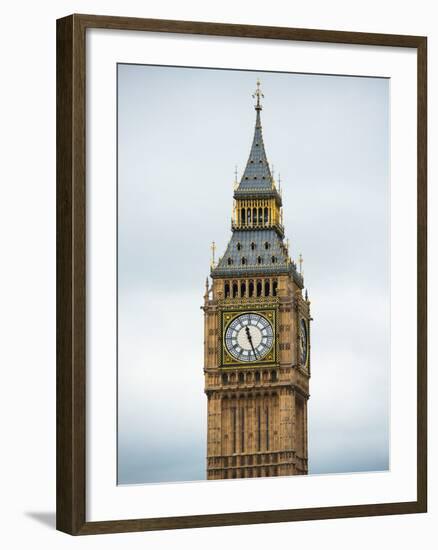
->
[252,79,264,110]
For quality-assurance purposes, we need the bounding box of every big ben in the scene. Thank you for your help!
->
[203,81,311,480]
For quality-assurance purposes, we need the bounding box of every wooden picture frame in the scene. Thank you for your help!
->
[56,13,427,535]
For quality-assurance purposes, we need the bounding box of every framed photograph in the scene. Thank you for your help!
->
[56,14,427,535]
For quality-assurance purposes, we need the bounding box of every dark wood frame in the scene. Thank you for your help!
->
[57,13,427,535]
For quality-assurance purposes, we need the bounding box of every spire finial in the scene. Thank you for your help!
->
[298,253,303,275]
[210,241,216,268]
[278,173,281,193]
[252,79,264,111]
[234,165,238,189]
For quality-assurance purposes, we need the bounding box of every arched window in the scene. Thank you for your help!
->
[271,370,277,382]
[241,208,246,225]
[253,207,257,225]
[272,280,278,296]
[227,258,233,266]
[238,372,244,384]
[258,207,263,224]
[249,280,254,297]
[224,282,230,298]
[241,257,247,265]
[251,242,256,250]
[257,256,262,265]
[236,242,241,251]
[264,280,270,296]
[255,371,261,383]
[264,241,270,250]
[247,209,251,225]
[222,373,229,385]
[240,281,246,296]
[271,256,277,263]
[232,282,238,298]
[264,207,269,224]
[256,280,262,297]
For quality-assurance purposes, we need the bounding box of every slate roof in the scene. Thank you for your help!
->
[234,108,282,207]
[236,109,273,192]
[211,229,303,286]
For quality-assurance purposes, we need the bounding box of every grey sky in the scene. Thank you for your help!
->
[117,64,390,484]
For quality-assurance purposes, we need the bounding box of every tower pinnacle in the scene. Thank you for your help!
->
[252,79,264,111]
[210,241,216,268]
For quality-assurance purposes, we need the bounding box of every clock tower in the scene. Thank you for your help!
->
[203,81,311,480]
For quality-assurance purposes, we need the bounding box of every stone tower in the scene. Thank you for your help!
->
[203,82,311,480]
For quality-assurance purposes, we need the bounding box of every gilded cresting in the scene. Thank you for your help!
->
[203,81,311,480]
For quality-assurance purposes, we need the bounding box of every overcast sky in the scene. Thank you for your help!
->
[117,63,390,484]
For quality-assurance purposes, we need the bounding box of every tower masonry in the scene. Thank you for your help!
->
[203,82,311,480]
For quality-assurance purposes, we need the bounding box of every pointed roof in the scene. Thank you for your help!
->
[237,108,273,191]
[211,229,303,286]
[234,82,281,202]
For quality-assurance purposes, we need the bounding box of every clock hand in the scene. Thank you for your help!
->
[245,326,258,359]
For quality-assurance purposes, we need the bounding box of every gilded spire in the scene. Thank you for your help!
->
[210,241,216,268]
[298,253,303,275]
[233,165,238,190]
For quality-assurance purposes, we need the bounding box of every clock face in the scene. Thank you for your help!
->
[299,319,308,365]
[225,312,274,363]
